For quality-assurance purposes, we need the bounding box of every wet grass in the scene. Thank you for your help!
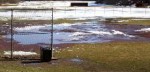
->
[53,19,88,24]
[55,41,150,72]
[0,41,150,72]
[105,18,150,26]
[0,60,85,72]
[0,19,87,26]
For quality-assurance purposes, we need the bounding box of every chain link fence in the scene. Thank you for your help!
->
[0,6,150,60]
[0,8,53,59]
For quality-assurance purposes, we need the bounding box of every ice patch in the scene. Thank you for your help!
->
[112,30,135,37]
[135,28,150,32]
[70,32,88,36]
[71,36,85,41]
[69,30,134,41]
[4,51,37,56]
[53,23,78,30]
[60,23,72,26]
[15,25,46,31]
[112,30,124,35]
[88,31,112,35]
[14,23,74,32]
[69,32,88,41]
[88,30,134,37]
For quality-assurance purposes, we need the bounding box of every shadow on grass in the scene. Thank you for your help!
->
[0,56,19,61]
[21,59,42,64]
[0,59,17,61]
[0,57,42,64]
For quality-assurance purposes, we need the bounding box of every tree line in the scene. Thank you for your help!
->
[96,0,150,5]
[0,0,150,6]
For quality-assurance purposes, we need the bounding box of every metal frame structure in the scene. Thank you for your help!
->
[0,8,54,59]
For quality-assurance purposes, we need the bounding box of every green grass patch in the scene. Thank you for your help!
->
[0,60,85,72]
[1,41,150,72]
[0,19,87,26]
[104,18,150,26]
[55,41,150,72]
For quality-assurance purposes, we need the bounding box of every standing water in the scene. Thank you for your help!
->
[5,21,144,45]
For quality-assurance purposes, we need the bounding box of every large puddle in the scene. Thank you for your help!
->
[4,21,149,45]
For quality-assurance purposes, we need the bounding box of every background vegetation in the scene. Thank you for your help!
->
[0,0,150,6]
[0,0,20,4]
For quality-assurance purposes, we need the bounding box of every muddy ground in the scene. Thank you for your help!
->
[0,20,150,58]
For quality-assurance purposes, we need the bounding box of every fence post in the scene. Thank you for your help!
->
[51,8,54,58]
[10,9,13,59]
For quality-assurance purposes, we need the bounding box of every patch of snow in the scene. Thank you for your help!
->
[70,32,88,36]
[88,30,134,37]
[53,23,76,30]
[112,30,135,37]
[0,1,96,8]
[135,28,150,32]
[18,1,71,7]
[14,23,74,32]
[88,31,112,35]
[117,20,129,22]
[15,25,46,31]
[70,58,83,63]
[71,36,85,41]
[4,51,37,56]
[0,4,150,20]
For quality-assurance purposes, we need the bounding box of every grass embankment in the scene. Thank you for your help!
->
[0,19,87,26]
[105,18,150,26]
[0,42,150,72]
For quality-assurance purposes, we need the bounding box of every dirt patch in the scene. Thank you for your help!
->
[103,18,150,26]
[134,32,150,38]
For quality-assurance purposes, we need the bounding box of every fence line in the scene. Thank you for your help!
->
[0,8,54,59]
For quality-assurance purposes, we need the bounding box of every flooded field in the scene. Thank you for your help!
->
[1,20,150,45]
[0,5,150,56]
[1,1,150,72]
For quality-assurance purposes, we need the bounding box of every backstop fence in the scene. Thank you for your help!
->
[0,7,150,60]
[0,8,53,59]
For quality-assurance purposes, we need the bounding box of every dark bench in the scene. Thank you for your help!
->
[71,2,88,7]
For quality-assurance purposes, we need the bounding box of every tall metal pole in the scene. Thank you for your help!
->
[10,9,13,59]
[50,8,54,58]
